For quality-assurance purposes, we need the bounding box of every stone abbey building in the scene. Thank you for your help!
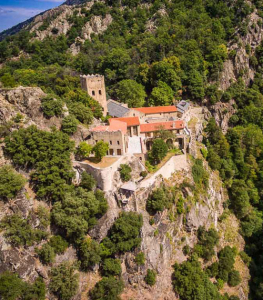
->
[80,74,190,158]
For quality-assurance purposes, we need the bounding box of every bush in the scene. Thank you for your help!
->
[52,188,107,242]
[61,115,78,134]
[0,272,45,300]
[216,278,224,290]
[36,243,56,264]
[49,262,79,300]
[92,141,109,161]
[49,235,68,254]
[173,256,221,300]
[80,172,96,191]
[135,252,145,265]
[76,142,93,160]
[41,96,63,118]
[146,187,173,214]
[194,227,219,261]
[4,126,75,201]
[239,251,251,266]
[102,258,122,276]
[89,276,124,300]
[68,102,93,124]
[140,171,147,178]
[217,246,236,282]
[144,269,156,286]
[0,165,26,200]
[228,270,241,287]
[183,245,191,256]
[101,212,143,254]
[78,238,101,271]
[192,159,209,188]
[151,139,168,163]
[119,164,132,182]
[0,214,47,246]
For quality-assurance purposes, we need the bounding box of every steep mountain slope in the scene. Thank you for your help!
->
[1,1,263,300]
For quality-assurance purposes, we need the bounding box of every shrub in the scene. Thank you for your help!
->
[41,96,63,118]
[101,212,143,254]
[146,187,173,214]
[102,258,122,276]
[49,235,68,254]
[92,141,109,161]
[217,246,236,282]
[192,159,209,188]
[119,164,132,182]
[183,245,191,256]
[36,206,50,230]
[0,214,47,246]
[194,226,219,261]
[78,238,101,271]
[172,256,221,300]
[228,270,241,287]
[76,142,93,160]
[151,139,168,163]
[144,269,156,286]
[0,272,45,300]
[36,243,56,264]
[140,171,147,178]
[52,188,107,242]
[80,172,96,191]
[49,262,79,300]
[68,102,93,124]
[176,196,184,214]
[61,115,78,135]
[239,251,251,266]
[135,252,145,265]
[89,276,124,300]
[4,126,75,201]
[207,262,219,278]
[216,278,224,290]
[0,165,26,200]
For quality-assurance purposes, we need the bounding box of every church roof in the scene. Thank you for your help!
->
[107,100,130,118]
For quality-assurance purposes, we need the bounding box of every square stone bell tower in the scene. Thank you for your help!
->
[80,74,108,116]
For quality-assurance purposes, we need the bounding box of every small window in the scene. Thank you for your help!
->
[92,91,95,96]
[117,141,120,145]
[95,140,98,143]
[133,113,135,116]
[110,141,112,145]
[99,90,102,95]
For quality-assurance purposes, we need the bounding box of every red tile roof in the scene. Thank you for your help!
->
[140,121,184,133]
[91,119,127,134]
[133,106,177,114]
[109,117,140,127]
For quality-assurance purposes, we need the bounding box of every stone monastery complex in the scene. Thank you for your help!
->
[80,74,191,160]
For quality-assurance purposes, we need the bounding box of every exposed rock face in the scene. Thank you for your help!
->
[69,14,113,55]
[207,99,237,133]
[219,11,263,90]
[0,87,62,131]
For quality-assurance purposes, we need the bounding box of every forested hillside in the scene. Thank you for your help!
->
[1,0,263,299]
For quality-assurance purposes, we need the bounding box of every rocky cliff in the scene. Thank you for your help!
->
[219,10,263,90]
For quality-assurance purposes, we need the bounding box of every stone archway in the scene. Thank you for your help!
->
[146,141,153,151]
[166,138,173,149]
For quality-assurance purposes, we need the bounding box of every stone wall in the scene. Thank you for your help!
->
[140,154,189,189]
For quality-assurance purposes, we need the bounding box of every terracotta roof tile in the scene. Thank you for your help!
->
[133,106,177,114]
[109,117,140,127]
[91,119,127,134]
[140,121,184,133]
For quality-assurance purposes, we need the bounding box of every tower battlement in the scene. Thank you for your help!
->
[80,74,108,116]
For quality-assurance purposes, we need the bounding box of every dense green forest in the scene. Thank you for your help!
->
[1,0,263,299]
